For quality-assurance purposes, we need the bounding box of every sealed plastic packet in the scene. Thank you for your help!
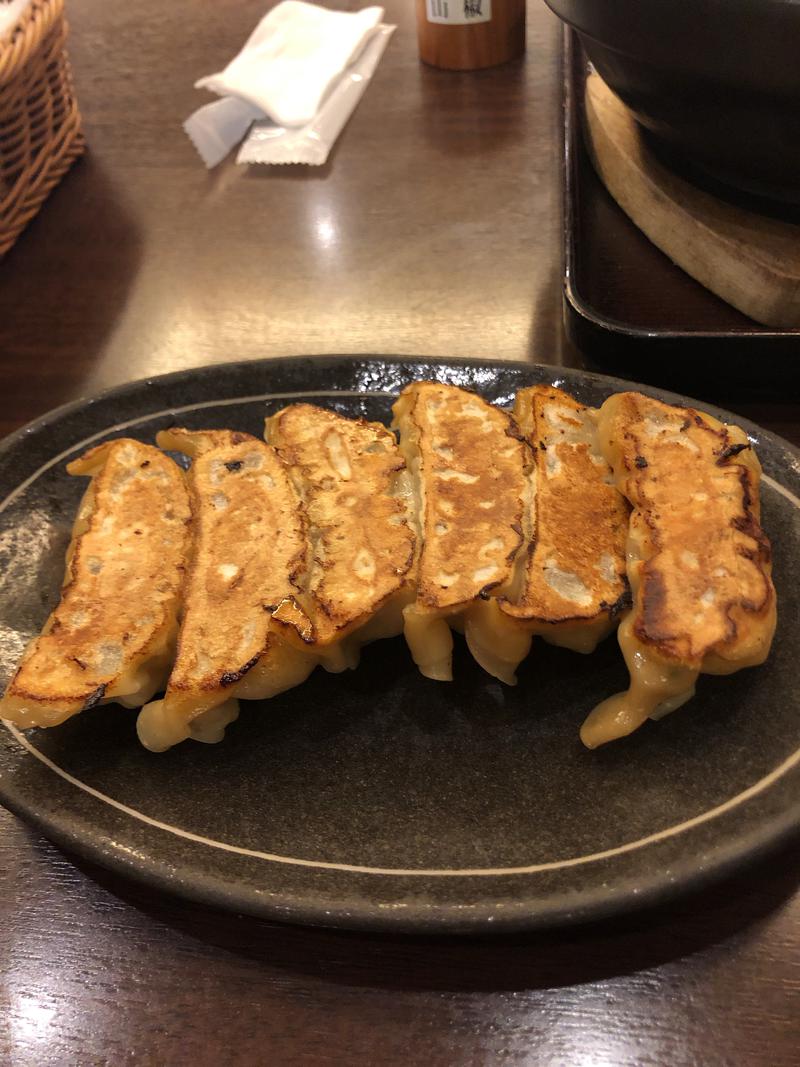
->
[184,2,394,168]
[237,25,394,166]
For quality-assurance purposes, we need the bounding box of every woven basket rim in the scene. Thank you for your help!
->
[0,0,83,257]
[0,0,65,83]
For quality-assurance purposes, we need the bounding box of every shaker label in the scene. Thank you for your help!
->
[426,0,491,25]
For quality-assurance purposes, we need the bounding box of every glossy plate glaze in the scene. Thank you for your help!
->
[0,357,798,934]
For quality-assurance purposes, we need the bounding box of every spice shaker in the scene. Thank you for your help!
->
[416,0,526,70]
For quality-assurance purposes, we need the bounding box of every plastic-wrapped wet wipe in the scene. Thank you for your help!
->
[237,25,394,166]
[184,97,265,169]
[184,1,393,168]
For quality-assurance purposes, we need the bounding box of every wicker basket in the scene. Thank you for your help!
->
[0,0,84,256]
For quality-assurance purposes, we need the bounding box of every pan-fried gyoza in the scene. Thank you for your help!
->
[391,382,530,681]
[0,439,191,729]
[1,385,777,753]
[265,403,416,669]
[581,392,777,748]
[465,386,630,685]
[136,429,317,752]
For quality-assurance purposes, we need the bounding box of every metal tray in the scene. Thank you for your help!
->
[562,29,800,398]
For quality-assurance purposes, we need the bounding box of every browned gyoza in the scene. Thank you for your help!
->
[0,438,191,729]
[582,392,777,748]
[2,389,778,756]
[465,385,630,684]
[136,428,317,752]
[265,404,416,667]
[137,413,417,752]
[391,381,530,680]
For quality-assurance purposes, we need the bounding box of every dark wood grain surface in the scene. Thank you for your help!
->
[1,1,798,1064]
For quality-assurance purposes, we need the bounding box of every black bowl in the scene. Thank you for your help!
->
[544,0,800,206]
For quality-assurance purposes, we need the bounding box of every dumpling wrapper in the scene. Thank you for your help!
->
[265,403,416,669]
[465,385,631,684]
[391,382,529,681]
[136,429,318,752]
[0,438,191,729]
[582,392,777,748]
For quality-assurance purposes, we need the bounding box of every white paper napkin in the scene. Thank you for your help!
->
[195,0,384,129]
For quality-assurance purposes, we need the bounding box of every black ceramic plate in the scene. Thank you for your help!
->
[1,357,798,934]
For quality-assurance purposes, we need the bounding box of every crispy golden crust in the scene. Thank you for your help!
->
[597,392,776,670]
[157,428,308,696]
[392,382,529,613]
[1,439,191,725]
[266,404,416,645]
[501,386,630,625]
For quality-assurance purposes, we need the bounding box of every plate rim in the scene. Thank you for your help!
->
[1,762,798,934]
[2,354,799,460]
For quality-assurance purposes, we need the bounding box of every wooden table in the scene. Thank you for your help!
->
[1,2,798,1063]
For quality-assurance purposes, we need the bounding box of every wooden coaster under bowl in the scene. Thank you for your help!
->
[584,71,800,329]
